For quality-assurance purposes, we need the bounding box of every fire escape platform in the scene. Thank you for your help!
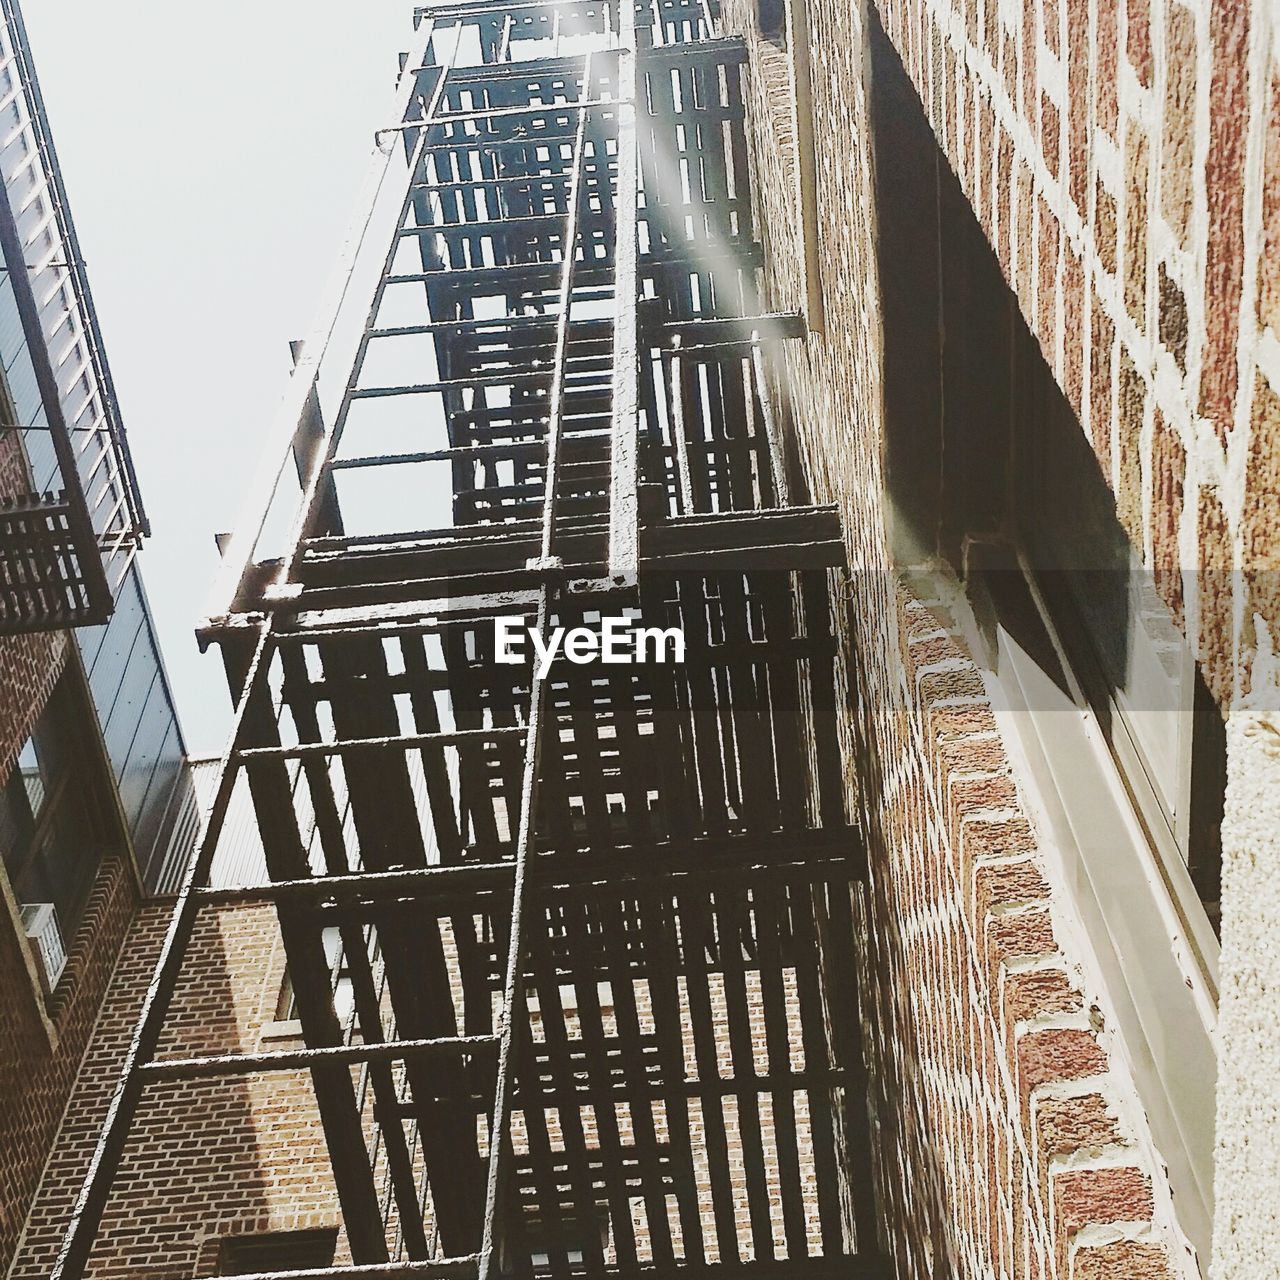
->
[52,2,888,1277]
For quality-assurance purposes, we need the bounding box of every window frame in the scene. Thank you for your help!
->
[966,550,1218,1265]
[217,1228,337,1275]
[0,662,119,978]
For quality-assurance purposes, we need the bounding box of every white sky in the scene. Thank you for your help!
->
[22,0,419,752]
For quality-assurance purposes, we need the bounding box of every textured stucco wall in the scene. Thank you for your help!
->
[1213,707,1280,1279]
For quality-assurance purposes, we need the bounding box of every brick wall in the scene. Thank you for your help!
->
[11,892,842,1275]
[0,856,139,1272]
[0,425,121,1277]
[719,0,1200,1276]
[11,900,344,1279]
[867,0,1280,711]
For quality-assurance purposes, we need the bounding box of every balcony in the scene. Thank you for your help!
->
[0,0,146,633]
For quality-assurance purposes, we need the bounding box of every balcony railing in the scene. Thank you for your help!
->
[0,0,146,632]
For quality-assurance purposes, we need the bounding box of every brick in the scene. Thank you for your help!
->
[1243,374,1280,654]
[1117,353,1146,545]
[1158,261,1189,372]
[1040,94,1060,181]
[1017,1028,1107,1101]
[1033,1093,1123,1167]
[929,700,999,741]
[1123,122,1150,332]
[985,909,1058,985]
[1066,0,1088,210]
[1197,484,1235,703]
[1096,3,1119,136]
[1259,66,1280,334]
[1063,243,1085,409]
[1021,0,1037,117]
[1126,0,1151,87]
[1200,1,1251,437]
[1073,1240,1176,1279]
[1090,294,1116,463]
[918,664,987,703]
[1041,0,1059,55]
[1038,194,1059,346]
[1151,408,1187,626]
[976,861,1050,922]
[1094,178,1118,277]
[1054,1165,1154,1237]
[1161,2,1197,246]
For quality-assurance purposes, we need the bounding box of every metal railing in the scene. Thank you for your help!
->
[51,4,886,1277]
[0,0,146,632]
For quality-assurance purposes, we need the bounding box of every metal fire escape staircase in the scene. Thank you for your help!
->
[54,2,884,1276]
[0,0,147,631]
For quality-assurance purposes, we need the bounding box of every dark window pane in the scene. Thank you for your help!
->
[219,1229,336,1274]
[0,670,112,950]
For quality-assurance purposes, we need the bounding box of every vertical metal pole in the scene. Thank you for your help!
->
[479,44,598,1277]
[534,57,593,569]
[476,589,550,1280]
[668,342,696,513]
[606,0,640,584]
[750,336,790,507]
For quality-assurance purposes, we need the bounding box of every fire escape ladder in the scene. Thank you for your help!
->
[51,3,888,1278]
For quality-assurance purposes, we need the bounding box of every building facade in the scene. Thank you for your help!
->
[0,0,198,1270]
[722,0,1278,1276]
[5,1,1277,1280]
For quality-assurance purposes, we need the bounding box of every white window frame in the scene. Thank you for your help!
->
[971,553,1218,1265]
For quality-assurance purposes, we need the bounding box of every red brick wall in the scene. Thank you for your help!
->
[860,583,1188,1279]
[870,0,1280,710]
[11,900,344,1279]
[0,424,116,1276]
[718,0,1199,1275]
[0,856,139,1272]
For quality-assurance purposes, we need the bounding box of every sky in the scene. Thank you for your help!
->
[21,0,419,753]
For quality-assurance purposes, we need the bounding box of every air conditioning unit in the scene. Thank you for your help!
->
[20,902,67,992]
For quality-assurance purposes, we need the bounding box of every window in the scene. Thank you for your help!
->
[0,671,111,977]
[1011,351,1225,932]
[867,21,1223,1262]
[219,1229,336,1275]
[275,926,357,1027]
[756,0,787,47]
[958,333,1223,1259]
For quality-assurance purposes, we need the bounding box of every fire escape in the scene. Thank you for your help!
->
[54,1,884,1275]
[0,0,147,632]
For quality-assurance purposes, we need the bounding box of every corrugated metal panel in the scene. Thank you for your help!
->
[191,746,450,892]
[191,757,268,891]
[143,763,201,897]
